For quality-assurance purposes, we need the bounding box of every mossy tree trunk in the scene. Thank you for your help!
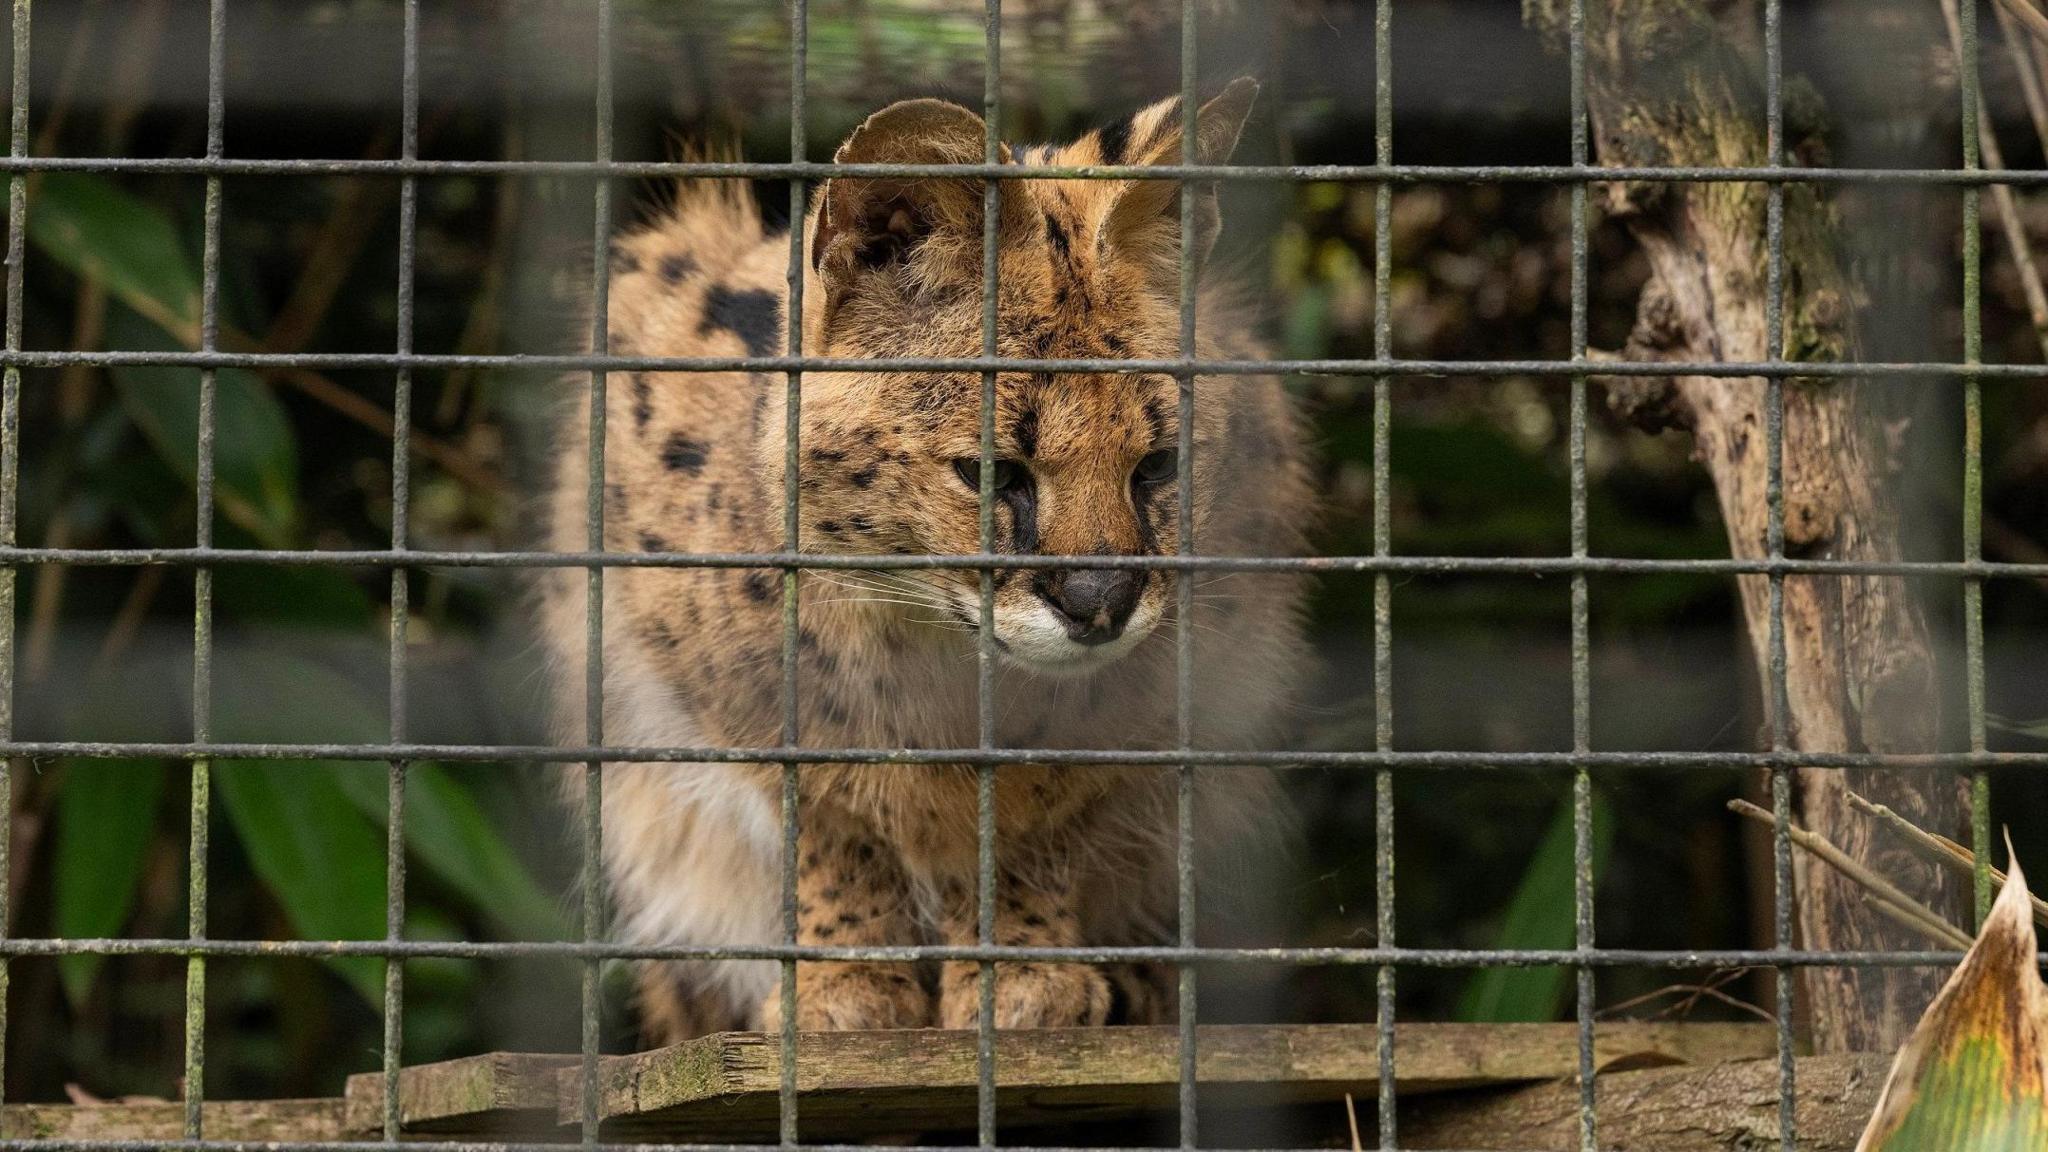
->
[1522,0,1967,1053]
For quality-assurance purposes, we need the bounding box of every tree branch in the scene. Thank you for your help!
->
[1524,0,1968,1053]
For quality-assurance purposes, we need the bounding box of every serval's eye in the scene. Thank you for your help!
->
[1133,449,1178,487]
[952,457,1024,494]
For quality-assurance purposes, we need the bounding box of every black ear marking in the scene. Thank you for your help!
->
[1096,116,1134,166]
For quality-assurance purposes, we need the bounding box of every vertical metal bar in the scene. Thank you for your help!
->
[781,3,808,1146]
[186,1,227,1136]
[383,0,420,1139]
[0,0,25,1107]
[1564,0,1594,1147]
[976,2,1001,1148]
[1370,0,1396,1146]
[1175,4,1200,1149]
[581,1,614,1147]
[1761,0,1797,1147]
[1959,0,1992,927]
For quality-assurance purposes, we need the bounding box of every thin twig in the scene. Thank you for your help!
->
[33,0,103,161]
[1595,970,1774,1024]
[261,124,400,355]
[1994,0,2048,158]
[440,110,527,425]
[1858,891,1974,952]
[1727,799,1974,950]
[1997,0,2048,46]
[260,356,499,494]
[24,511,73,683]
[1849,791,2048,929]
[92,565,165,679]
[1665,982,1777,1024]
[1944,0,2048,361]
[1342,1092,1362,1152]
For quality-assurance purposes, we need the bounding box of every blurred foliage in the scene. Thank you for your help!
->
[0,0,2042,1107]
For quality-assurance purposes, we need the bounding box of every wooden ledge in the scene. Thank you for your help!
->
[0,1099,346,1143]
[15,1022,1783,1144]
[572,1021,1776,1140]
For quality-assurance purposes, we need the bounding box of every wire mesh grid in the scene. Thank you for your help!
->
[0,0,2031,1150]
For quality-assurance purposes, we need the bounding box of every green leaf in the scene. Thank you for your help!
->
[105,308,297,546]
[1858,859,2047,1150]
[53,761,167,1008]
[1456,790,1615,1023]
[213,649,562,945]
[27,172,201,339]
[214,759,385,1003]
[332,763,565,942]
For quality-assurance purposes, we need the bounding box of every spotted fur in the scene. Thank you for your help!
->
[542,79,1314,1042]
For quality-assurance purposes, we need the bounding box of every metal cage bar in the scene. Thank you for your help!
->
[0,936,1990,966]
[1369,0,1395,1147]
[1960,0,1994,931]
[0,547,2042,578]
[975,1,1002,1147]
[0,0,25,1109]
[382,0,422,1140]
[0,741,2039,771]
[7,346,2048,380]
[1174,6,1202,1151]
[1760,0,1797,1148]
[1564,0,1595,1147]
[9,155,2048,185]
[1,547,2047,579]
[581,3,617,1150]
[779,3,809,1146]
[183,0,229,1137]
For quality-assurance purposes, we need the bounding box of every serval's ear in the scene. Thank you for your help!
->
[811,98,1031,314]
[1099,77,1259,273]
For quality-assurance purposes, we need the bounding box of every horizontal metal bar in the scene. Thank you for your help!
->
[10,1138,1540,1152]
[4,349,2046,379]
[1,546,2042,579]
[7,155,2048,186]
[3,740,2041,770]
[0,937,2005,969]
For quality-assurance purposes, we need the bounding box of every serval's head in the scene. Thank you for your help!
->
[784,80,1259,674]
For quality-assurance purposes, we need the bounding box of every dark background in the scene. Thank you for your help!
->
[2,0,2042,1110]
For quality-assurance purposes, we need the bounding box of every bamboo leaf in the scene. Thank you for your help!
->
[27,172,201,341]
[105,309,298,546]
[52,761,168,1008]
[331,763,565,942]
[1456,790,1614,1023]
[214,760,386,1003]
[217,649,562,947]
[1857,856,2048,1150]
[29,174,299,544]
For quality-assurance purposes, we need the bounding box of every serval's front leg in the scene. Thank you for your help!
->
[932,860,1111,1030]
[758,801,930,1031]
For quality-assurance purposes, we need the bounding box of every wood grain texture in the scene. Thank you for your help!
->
[344,1051,577,1135]
[0,1024,1780,1144]
[568,1022,1777,1139]
[0,1099,348,1142]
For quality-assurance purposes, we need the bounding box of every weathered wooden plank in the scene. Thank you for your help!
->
[0,1099,347,1142]
[344,1051,577,1135]
[567,1022,1778,1140]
